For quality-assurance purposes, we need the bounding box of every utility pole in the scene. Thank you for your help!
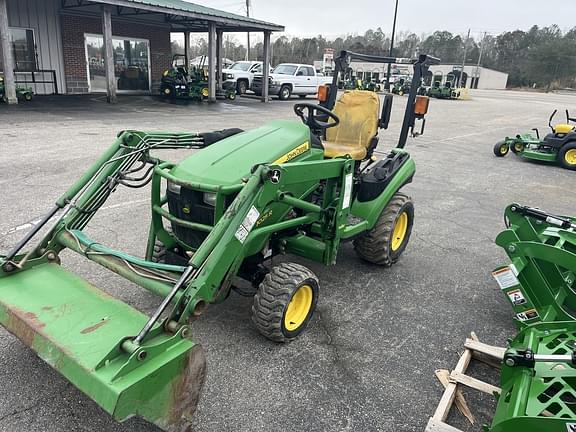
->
[245,0,251,60]
[385,0,399,92]
[474,31,487,89]
[458,28,471,88]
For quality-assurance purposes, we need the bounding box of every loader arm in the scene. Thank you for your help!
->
[0,131,355,431]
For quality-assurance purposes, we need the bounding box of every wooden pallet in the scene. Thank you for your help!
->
[425,332,506,432]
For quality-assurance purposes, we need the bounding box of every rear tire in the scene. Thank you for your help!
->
[278,85,292,101]
[354,193,414,266]
[558,142,576,171]
[494,140,510,157]
[151,226,172,263]
[251,262,319,343]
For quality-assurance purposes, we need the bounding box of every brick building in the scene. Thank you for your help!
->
[0,0,283,103]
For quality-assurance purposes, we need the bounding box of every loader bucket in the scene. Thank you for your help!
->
[0,262,206,431]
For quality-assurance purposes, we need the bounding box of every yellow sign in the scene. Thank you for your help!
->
[272,142,310,165]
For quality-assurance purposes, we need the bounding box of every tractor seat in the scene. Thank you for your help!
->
[554,123,575,135]
[323,90,379,160]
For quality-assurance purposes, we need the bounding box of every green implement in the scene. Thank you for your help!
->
[486,204,576,431]
[0,51,439,430]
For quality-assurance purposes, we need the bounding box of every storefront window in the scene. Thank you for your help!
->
[85,34,150,92]
[0,28,36,72]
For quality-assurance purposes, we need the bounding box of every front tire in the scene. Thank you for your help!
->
[558,143,576,171]
[278,85,292,101]
[354,193,414,266]
[236,80,248,95]
[251,263,319,343]
[494,140,510,157]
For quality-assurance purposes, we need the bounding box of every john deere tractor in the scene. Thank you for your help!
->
[160,54,236,101]
[486,204,576,431]
[494,109,576,170]
[0,50,438,431]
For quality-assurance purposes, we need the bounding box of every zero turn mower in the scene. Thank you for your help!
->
[0,50,438,430]
[494,109,576,170]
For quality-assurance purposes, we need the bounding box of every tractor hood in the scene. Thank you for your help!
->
[170,120,319,186]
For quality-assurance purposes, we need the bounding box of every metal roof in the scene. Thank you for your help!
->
[87,0,284,31]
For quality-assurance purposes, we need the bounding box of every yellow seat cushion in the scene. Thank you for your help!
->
[323,141,367,159]
[554,124,575,134]
[324,90,380,160]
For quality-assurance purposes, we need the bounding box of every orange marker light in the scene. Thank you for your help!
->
[414,95,429,116]
[317,85,329,102]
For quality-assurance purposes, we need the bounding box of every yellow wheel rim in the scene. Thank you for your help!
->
[500,145,508,155]
[201,88,209,97]
[565,149,576,165]
[391,212,409,251]
[284,285,313,332]
[514,143,523,152]
[164,88,171,95]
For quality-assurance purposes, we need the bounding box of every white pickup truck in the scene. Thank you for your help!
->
[222,61,265,95]
[251,63,333,100]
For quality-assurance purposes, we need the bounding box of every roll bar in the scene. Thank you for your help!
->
[322,50,440,149]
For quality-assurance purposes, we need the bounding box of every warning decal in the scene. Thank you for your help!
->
[492,267,520,290]
[235,206,261,244]
[516,309,539,322]
[507,289,527,306]
[342,173,353,210]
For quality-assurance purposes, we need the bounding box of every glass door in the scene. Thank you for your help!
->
[85,34,150,93]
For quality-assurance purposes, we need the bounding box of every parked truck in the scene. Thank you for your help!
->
[251,63,333,100]
[222,61,265,95]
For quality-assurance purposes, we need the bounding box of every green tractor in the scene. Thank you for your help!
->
[392,78,411,96]
[427,80,460,99]
[494,109,576,170]
[486,204,576,431]
[0,51,437,431]
[0,75,34,102]
[160,54,236,101]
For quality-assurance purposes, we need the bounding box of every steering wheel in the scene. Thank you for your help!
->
[293,103,340,131]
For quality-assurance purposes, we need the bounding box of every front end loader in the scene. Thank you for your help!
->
[0,50,438,430]
[486,204,576,431]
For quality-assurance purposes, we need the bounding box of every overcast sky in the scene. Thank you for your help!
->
[195,0,575,39]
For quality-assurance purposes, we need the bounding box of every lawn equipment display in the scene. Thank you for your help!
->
[486,204,576,431]
[160,54,236,101]
[392,78,411,96]
[0,76,33,102]
[494,109,576,170]
[0,50,437,431]
[427,80,460,99]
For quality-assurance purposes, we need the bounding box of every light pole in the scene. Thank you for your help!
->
[385,0,399,91]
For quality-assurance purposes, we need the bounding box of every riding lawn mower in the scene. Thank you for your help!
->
[494,109,576,171]
[0,50,438,431]
[160,54,236,101]
[0,75,33,102]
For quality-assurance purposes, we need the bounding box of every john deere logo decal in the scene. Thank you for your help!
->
[269,170,281,184]
[566,423,576,432]
[272,142,310,165]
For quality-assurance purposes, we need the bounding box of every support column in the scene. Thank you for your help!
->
[216,29,223,91]
[207,22,216,102]
[261,31,271,103]
[102,5,117,104]
[184,31,190,69]
[0,0,17,104]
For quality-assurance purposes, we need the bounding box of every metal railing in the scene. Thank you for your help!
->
[14,69,59,95]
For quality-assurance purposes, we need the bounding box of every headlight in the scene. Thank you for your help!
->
[167,181,181,194]
[226,73,234,80]
[163,70,169,77]
[203,192,217,206]
[272,80,280,86]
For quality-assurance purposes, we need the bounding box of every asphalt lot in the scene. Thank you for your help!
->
[0,90,575,432]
